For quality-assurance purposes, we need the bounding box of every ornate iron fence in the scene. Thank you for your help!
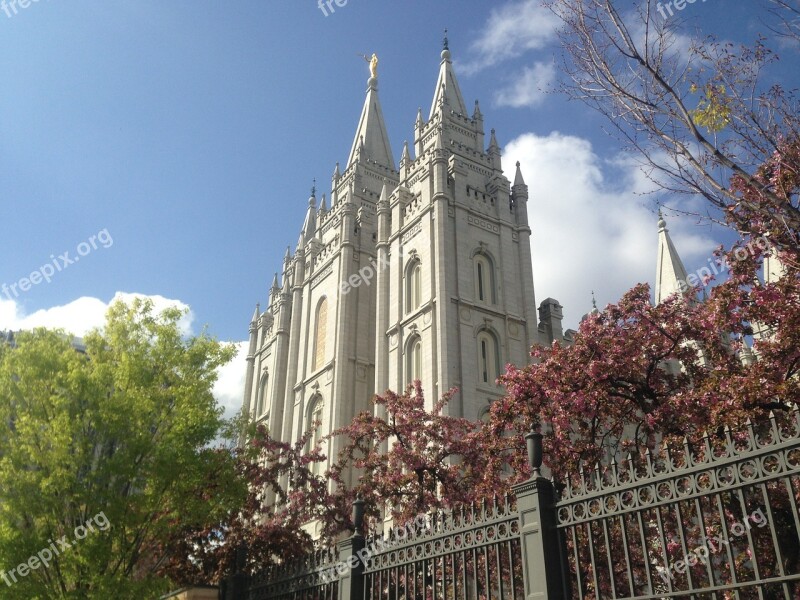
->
[360,496,523,599]
[555,407,800,600]
[224,404,800,600]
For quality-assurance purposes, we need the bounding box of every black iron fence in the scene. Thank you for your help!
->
[224,405,800,599]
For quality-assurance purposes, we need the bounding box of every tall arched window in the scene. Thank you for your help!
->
[312,298,328,371]
[256,373,269,416]
[477,330,500,385]
[474,253,496,304]
[307,395,325,476]
[406,260,422,312]
[407,336,422,384]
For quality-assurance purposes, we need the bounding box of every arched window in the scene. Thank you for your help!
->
[256,373,269,417]
[307,395,325,476]
[477,330,500,385]
[406,260,422,312]
[312,298,328,371]
[407,335,422,384]
[474,253,496,304]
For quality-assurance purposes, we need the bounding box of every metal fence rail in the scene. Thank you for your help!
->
[555,408,800,599]
[225,404,800,600]
[361,497,523,600]
[242,546,339,600]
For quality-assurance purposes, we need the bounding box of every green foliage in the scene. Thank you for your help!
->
[0,298,241,598]
[690,83,732,133]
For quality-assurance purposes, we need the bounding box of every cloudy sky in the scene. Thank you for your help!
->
[1,0,794,419]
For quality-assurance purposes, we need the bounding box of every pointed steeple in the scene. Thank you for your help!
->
[655,211,691,305]
[300,183,317,242]
[250,303,261,326]
[347,69,395,170]
[284,246,291,266]
[488,129,500,153]
[429,32,468,120]
[473,99,483,120]
[400,140,411,181]
[488,128,501,170]
[318,193,328,214]
[378,179,390,208]
[513,161,526,187]
[268,273,280,306]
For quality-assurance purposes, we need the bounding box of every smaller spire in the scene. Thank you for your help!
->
[415,107,424,128]
[591,291,599,313]
[378,179,390,207]
[513,161,526,186]
[400,140,411,181]
[318,193,328,214]
[473,99,482,120]
[655,210,691,305]
[310,179,316,200]
[488,129,500,153]
[434,127,444,151]
[401,140,411,164]
[284,245,291,264]
[333,162,341,180]
[250,303,261,324]
[268,274,280,306]
[443,28,449,51]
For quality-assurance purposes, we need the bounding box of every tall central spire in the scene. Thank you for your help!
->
[429,32,468,120]
[347,59,395,170]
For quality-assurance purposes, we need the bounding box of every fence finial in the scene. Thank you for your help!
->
[525,428,543,478]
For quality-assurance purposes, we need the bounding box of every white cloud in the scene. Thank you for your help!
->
[504,131,717,329]
[0,292,246,421]
[460,0,559,75]
[494,61,556,108]
[0,292,194,337]
[212,341,248,421]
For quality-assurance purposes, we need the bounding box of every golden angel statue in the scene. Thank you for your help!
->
[359,52,378,78]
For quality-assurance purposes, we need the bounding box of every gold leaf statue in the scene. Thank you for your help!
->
[359,53,379,78]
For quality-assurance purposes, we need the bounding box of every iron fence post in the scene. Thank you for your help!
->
[512,430,568,600]
[337,496,366,600]
[225,543,249,600]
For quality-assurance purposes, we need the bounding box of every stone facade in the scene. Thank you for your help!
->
[242,42,571,484]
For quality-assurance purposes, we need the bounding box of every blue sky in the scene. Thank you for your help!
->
[1,0,796,417]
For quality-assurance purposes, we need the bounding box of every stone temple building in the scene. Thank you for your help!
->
[239,39,726,485]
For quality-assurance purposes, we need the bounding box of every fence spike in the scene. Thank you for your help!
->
[745,417,757,449]
[724,424,734,453]
[682,436,692,467]
[644,447,654,477]
[702,431,712,462]
[662,441,675,472]
[594,462,603,490]
[626,452,636,482]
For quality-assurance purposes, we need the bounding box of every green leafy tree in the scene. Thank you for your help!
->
[0,299,240,598]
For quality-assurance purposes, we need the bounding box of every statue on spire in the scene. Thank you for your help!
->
[359,53,379,78]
